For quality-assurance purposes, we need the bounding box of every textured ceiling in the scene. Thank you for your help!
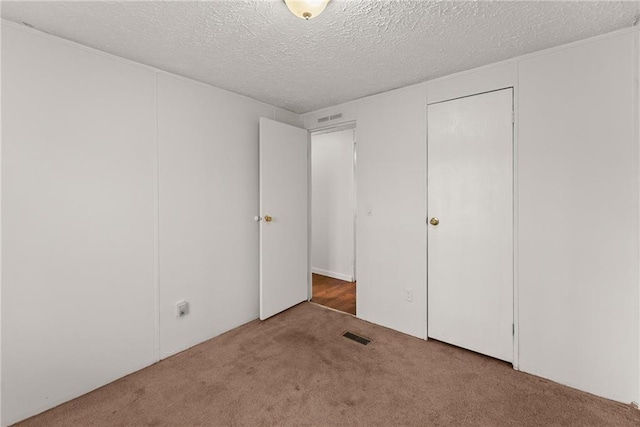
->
[2,1,640,113]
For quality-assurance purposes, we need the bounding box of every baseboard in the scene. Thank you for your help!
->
[312,268,354,282]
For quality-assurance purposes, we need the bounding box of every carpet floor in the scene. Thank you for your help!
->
[16,302,640,426]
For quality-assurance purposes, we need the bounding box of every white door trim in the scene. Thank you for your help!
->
[308,123,358,313]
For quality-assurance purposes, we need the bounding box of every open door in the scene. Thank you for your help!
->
[259,118,309,320]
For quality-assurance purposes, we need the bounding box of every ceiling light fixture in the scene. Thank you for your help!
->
[284,0,331,20]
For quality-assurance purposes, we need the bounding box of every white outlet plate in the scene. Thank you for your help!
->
[404,288,413,303]
[176,300,189,317]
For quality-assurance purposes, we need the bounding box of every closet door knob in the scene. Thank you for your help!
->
[430,217,439,226]
[264,215,273,223]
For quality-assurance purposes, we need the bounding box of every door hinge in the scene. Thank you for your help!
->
[512,323,515,336]
[512,111,515,124]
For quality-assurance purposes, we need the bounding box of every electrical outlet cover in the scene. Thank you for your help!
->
[404,288,414,303]
[176,300,189,317]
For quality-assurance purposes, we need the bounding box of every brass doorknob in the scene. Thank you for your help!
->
[430,217,439,226]
[264,215,273,223]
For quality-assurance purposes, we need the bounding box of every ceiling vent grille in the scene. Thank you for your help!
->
[317,113,343,124]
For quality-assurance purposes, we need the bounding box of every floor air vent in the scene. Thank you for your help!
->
[342,331,371,345]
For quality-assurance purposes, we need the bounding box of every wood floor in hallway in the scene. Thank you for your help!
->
[312,273,356,315]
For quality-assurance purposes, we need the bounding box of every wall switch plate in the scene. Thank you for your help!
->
[404,288,413,303]
[176,300,189,317]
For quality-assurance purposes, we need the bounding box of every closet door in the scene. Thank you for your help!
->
[427,89,514,362]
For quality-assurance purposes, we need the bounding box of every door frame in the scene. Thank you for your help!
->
[308,121,358,311]
[425,87,519,369]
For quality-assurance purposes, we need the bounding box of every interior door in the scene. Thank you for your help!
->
[427,89,514,362]
[259,117,309,320]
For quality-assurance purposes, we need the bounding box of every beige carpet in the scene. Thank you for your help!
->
[16,302,640,426]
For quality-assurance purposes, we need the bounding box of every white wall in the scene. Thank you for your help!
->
[302,28,640,404]
[311,129,355,281]
[1,22,299,425]
[1,9,5,426]
[157,74,274,358]
[303,87,429,340]
[518,31,639,404]
[1,24,158,425]
[637,28,640,407]
[355,84,428,339]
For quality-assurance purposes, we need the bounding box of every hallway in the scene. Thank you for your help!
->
[311,273,356,315]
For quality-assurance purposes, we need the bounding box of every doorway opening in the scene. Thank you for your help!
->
[310,124,357,315]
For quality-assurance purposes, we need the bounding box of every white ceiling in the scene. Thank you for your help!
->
[3,1,640,113]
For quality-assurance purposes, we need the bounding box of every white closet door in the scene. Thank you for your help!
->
[427,89,514,363]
